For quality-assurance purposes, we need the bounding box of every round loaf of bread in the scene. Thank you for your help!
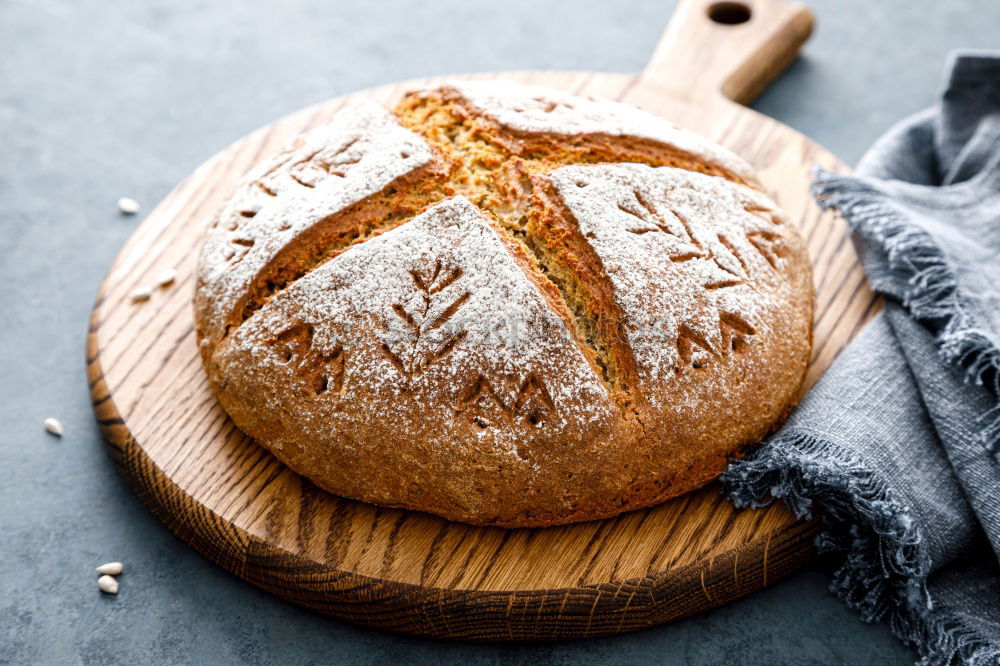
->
[194,81,814,527]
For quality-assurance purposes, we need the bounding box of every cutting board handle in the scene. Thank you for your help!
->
[640,0,813,105]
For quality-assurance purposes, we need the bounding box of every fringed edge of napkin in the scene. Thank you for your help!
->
[811,169,1000,457]
[722,433,996,665]
[723,168,1000,665]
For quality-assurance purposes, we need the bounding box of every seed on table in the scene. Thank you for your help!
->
[98,575,119,594]
[130,286,153,303]
[95,562,124,575]
[117,197,140,215]
[156,268,177,287]
[43,417,64,437]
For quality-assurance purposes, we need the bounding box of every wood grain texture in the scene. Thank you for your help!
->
[87,0,878,640]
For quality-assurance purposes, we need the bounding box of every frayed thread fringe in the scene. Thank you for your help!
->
[812,169,1000,458]
[722,168,1000,664]
[722,433,999,665]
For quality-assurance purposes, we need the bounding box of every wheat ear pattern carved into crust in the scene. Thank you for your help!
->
[618,190,746,290]
[226,105,793,426]
[219,137,365,260]
[224,237,255,266]
[269,323,347,398]
[614,188,785,373]
[619,189,788,289]
[380,260,471,380]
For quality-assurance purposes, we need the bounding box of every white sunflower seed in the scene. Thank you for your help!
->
[98,575,119,594]
[130,286,153,303]
[95,562,124,575]
[43,417,64,437]
[156,268,177,287]
[117,197,140,215]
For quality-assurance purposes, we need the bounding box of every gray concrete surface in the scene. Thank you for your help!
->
[2,0,998,663]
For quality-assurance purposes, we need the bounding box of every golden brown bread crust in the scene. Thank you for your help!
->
[194,81,814,527]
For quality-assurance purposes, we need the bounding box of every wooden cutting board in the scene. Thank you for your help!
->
[88,0,878,641]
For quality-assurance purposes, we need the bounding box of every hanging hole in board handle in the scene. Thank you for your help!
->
[638,0,813,105]
[707,2,752,25]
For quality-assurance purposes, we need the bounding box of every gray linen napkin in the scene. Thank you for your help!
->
[722,51,1000,664]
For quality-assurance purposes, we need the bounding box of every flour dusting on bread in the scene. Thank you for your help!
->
[549,164,795,405]
[194,81,814,527]
[198,101,434,346]
[223,196,616,461]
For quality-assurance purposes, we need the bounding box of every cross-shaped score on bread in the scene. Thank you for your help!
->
[194,81,813,527]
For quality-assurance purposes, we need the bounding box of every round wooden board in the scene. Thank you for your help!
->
[88,0,879,641]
